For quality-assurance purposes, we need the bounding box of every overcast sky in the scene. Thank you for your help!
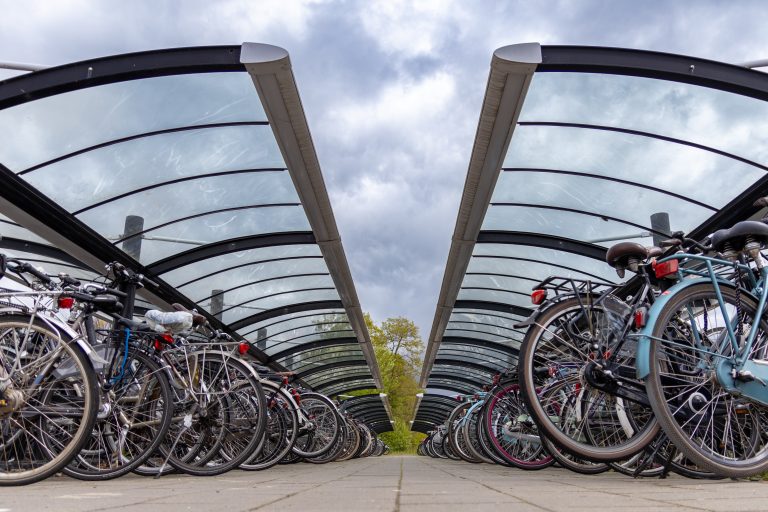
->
[1,0,768,340]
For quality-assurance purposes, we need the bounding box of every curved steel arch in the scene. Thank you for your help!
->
[0,45,245,110]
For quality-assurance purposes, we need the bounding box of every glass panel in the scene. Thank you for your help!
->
[452,308,525,324]
[471,244,621,284]
[264,330,356,355]
[281,355,364,373]
[520,72,768,166]
[274,344,361,363]
[461,274,532,296]
[0,249,99,282]
[321,379,376,395]
[446,321,524,340]
[278,350,363,373]
[205,274,335,313]
[0,72,267,172]
[456,289,530,309]
[119,206,310,264]
[263,320,352,344]
[179,257,331,303]
[76,171,298,239]
[216,288,341,325]
[23,125,285,212]
[161,245,322,287]
[489,170,713,242]
[0,219,52,245]
[443,328,521,345]
[304,367,371,386]
[503,124,762,208]
[450,311,525,332]
[435,349,514,370]
[237,310,347,338]
[432,365,493,379]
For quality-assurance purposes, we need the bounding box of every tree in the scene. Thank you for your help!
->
[365,313,426,452]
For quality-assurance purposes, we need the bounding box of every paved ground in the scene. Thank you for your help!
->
[3,456,768,512]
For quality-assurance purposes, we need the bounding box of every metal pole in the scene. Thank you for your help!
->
[210,289,224,321]
[650,212,671,247]
[122,215,144,260]
[739,59,768,69]
[0,61,49,72]
[256,328,267,351]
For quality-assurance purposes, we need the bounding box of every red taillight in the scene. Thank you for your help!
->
[531,289,547,305]
[161,333,174,344]
[634,309,647,329]
[238,342,250,355]
[654,259,679,279]
[57,297,74,309]
[154,340,163,351]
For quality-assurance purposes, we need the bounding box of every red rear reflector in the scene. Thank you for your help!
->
[238,342,250,355]
[634,309,647,329]
[57,297,74,309]
[654,259,679,279]
[531,289,547,305]
[161,333,174,344]
[154,340,163,351]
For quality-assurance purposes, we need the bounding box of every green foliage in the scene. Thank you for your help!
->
[365,313,426,453]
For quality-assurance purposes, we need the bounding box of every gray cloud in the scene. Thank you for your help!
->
[1,0,768,341]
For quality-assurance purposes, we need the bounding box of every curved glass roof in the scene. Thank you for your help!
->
[418,44,768,412]
[0,44,381,392]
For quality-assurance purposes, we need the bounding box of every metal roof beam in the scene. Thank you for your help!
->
[241,42,382,388]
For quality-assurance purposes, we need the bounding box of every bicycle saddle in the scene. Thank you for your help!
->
[710,221,768,251]
[171,303,207,326]
[606,242,647,269]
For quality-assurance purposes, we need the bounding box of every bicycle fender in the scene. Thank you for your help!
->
[635,277,745,380]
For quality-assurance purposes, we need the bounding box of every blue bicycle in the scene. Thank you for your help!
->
[638,212,768,477]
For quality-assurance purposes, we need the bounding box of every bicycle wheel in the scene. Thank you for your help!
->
[241,386,297,471]
[483,382,554,470]
[291,392,340,458]
[334,418,361,462]
[64,347,173,480]
[164,354,266,476]
[0,314,98,486]
[646,283,768,477]
[541,437,609,475]
[519,297,659,462]
[462,407,493,464]
[447,402,481,463]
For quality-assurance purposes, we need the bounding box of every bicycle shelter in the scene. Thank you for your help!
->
[414,43,768,431]
[0,43,388,420]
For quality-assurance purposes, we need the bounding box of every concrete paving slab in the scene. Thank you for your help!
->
[1,456,767,511]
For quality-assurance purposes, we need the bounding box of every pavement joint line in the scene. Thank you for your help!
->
[393,456,403,512]
[245,460,381,512]
[417,458,556,512]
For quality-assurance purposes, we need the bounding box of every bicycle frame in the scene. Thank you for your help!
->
[635,252,768,406]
